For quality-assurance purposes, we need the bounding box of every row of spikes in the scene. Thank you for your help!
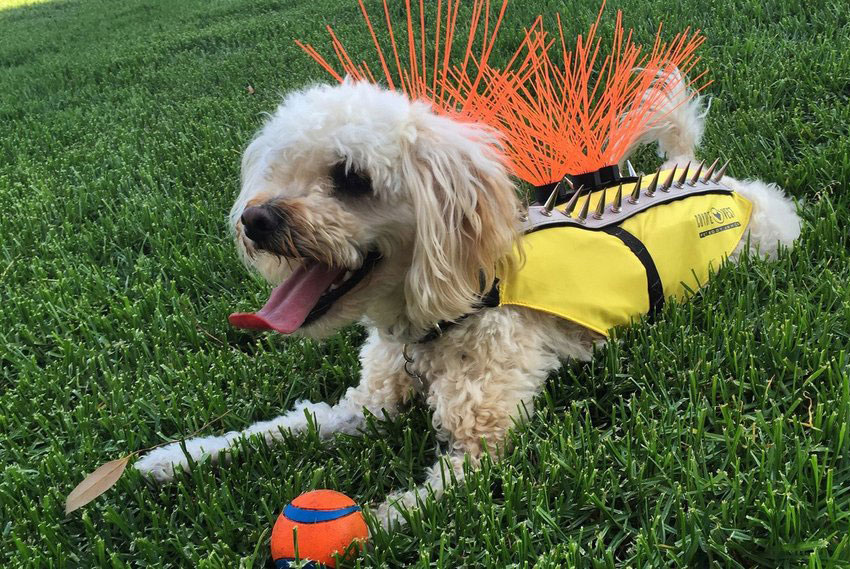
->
[298,1,709,187]
[535,158,729,223]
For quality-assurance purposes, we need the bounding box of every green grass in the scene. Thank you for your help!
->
[1,0,849,567]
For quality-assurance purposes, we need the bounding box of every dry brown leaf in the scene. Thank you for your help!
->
[65,456,130,514]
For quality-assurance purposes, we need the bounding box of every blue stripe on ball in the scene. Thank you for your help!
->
[283,504,360,523]
[274,558,319,569]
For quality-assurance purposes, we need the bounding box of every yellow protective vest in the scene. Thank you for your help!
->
[499,170,753,336]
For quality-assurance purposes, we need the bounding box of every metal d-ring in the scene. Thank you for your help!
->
[402,343,415,363]
[402,343,427,393]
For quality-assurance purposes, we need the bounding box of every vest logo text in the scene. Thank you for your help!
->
[694,207,736,228]
[695,207,740,238]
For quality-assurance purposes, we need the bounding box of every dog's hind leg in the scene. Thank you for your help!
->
[135,329,412,483]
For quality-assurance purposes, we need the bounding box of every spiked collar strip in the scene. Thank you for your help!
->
[522,159,730,234]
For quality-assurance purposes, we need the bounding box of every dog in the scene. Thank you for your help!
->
[135,78,801,528]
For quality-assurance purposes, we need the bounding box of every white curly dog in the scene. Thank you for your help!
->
[135,79,800,528]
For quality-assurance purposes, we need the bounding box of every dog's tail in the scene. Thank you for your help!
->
[622,66,709,168]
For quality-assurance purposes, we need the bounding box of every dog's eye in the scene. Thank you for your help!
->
[330,162,372,197]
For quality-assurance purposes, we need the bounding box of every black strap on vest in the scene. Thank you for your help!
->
[533,165,639,205]
[600,226,665,320]
[414,221,667,341]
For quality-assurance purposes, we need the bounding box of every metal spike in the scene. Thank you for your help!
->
[675,161,691,187]
[612,184,623,213]
[629,177,642,204]
[712,159,730,182]
[702,158,720,183]
[563,176,575,191]
[577,193,591,222]
[661,165,677,191]
[541,184,560,216]
[645,170,660,196]
[635,175,647,200]
[688,160,704,186]
[561,185,584,217]
[593,187,607,220]
[625,160,637,177]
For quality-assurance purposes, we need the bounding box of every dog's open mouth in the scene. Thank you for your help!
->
[228,251,381,334]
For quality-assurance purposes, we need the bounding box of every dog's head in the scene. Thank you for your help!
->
[229,81,519,340]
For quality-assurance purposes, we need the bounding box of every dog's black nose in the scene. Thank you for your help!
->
[241,206,280,242]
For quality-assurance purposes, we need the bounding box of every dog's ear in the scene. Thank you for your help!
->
[401,110,519,332]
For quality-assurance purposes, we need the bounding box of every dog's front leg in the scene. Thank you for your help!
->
[135,329,411,482]
[373,407,525,530]
[375,316,558,528]
[373,385,528,530]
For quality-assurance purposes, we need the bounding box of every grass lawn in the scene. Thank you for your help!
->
[2,0,850,566]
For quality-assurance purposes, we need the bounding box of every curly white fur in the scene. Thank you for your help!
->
[135,79,801,529]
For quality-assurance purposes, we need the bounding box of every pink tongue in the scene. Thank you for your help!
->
[228,262,345,334]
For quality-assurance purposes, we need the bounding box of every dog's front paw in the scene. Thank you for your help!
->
[134,443,190,483]
[134,432,239,483]
[375,489,421,530]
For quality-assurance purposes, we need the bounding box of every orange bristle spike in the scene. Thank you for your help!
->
[297,0,509,117]
[449,5,710,186]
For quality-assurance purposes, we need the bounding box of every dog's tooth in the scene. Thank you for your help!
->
[688,160,704,186]
[562,185,584,217]
[645,170,660,196]
[713,159,730,182]
[629,176,642,204]
[612,184,623,213]
[702,158,720,183]
[625,160,637,177]
[675,161,691,188]
[577,193,591,222]
[661,165,677,192]
[593,187,607,220]
[541,184,560,216]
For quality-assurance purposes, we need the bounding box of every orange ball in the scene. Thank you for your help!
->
[270,489,368,568]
